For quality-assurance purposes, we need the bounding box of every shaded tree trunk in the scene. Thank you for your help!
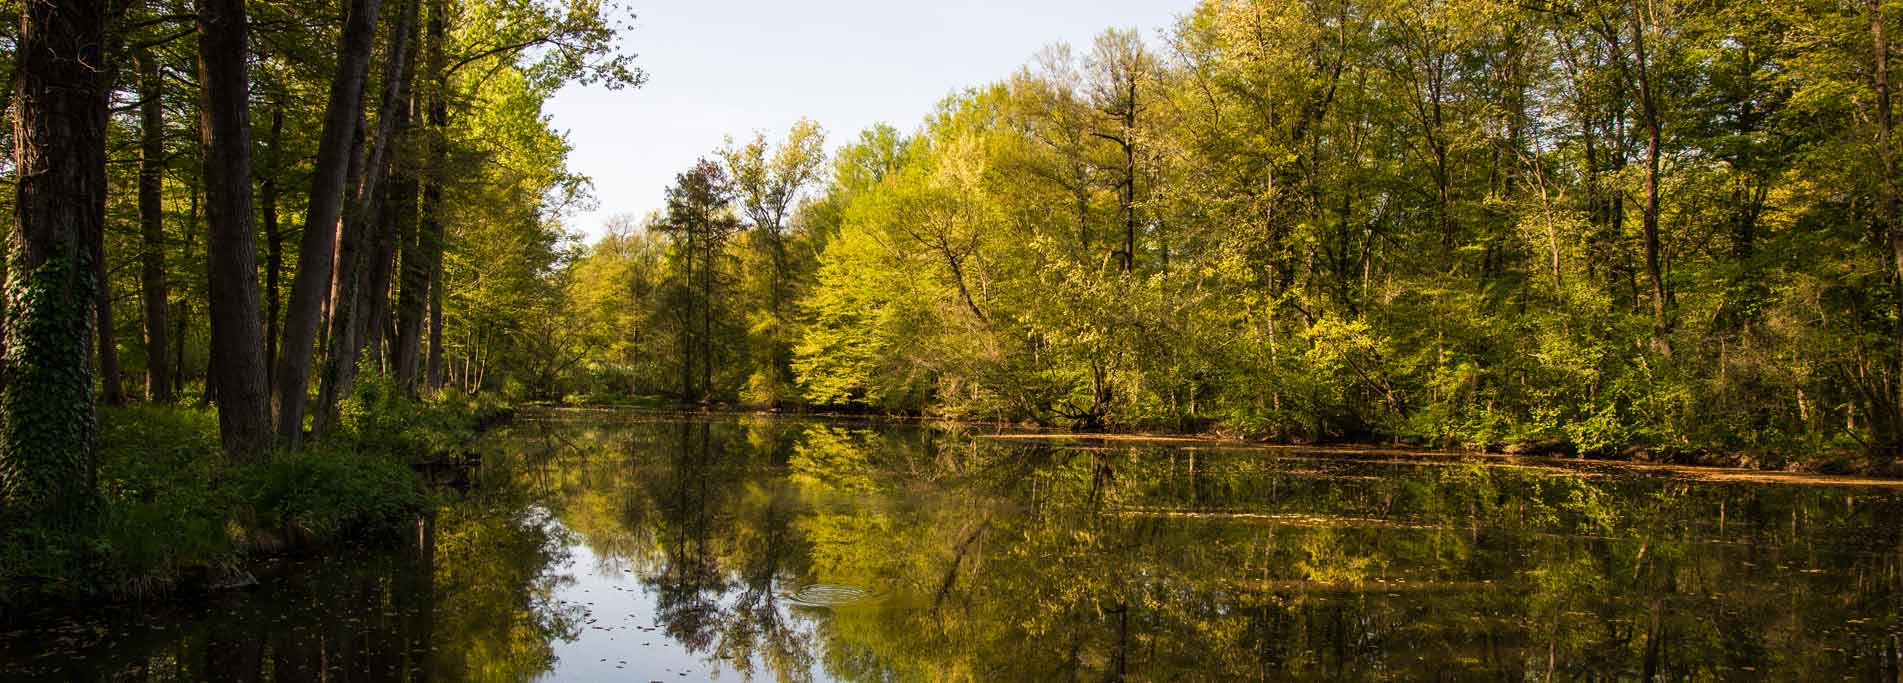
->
[369,147,416,380]
[136,49,172,403]
[317,114,370,439]
[317,0,419,437]
[3,0,109,521]
[274,0,382,445]
[394,0,446,396]
[395,243,428,392]
[1120,82,1137,274]
[175,186,196,397]
[93,0,127,408]
[680,231,695,401]
[262,102,284,395]
[701,231,714,402]
[196,0,273,462]
[427,258,444,389]
[1873,0,1899,283]
[1630,6,1671,356]
[92,158,123,408]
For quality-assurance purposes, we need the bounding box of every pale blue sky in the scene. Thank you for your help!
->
[545,0,1194,240]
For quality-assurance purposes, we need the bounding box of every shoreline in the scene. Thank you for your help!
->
[522,403,1903,485]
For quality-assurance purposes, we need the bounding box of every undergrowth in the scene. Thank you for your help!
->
[0,378,510,610]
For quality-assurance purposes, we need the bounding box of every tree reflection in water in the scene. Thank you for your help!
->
[6,412,1903,681]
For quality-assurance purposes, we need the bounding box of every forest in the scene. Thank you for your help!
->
[2,0,1903,613]
[560,0,1903,470]
[0,0,633,603]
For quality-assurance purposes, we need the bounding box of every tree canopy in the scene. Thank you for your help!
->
[558,0,1903,465]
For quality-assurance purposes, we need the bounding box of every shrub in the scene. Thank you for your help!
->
[0,387,495,609]
[336,371,484,460]
[238,449,425,542]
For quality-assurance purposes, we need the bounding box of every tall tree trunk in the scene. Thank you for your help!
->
[317,114,370,438]
[316,0,419,437]
[3,0,109,522]
[262,102,284,396]
[274,0,382,445]
[175,186,196,397]
[174,297,188,393]
[680,231,695,402]
[90,222,123,407]
[427,258,444,389]
[1629,7,1671,356]
[92,163,123,408]
[701,229,714,402]
[394,0,445,396]
[394,249,427,392]
[196,0,273,462]
[1876,0,1901,278]
[136,49,172,403]
[370,141,416,379]
[93,0,126,409]
[1121,77,1137,274]
[334,145,408,421]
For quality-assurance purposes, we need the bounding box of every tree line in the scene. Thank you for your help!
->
[0,0,638,525]
[561,0,1903,464]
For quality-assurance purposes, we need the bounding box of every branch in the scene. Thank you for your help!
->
[445,35,553,77]
[127,27,196,51]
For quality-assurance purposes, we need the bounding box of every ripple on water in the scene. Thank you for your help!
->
[782,583,874,608]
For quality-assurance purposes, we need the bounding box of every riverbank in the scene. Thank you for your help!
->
[0,381,512,612]
[536,402,1903,480]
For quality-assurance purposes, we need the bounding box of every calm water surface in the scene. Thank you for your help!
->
[5,410,1903,680]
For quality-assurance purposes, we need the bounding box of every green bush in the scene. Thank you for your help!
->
[89,405,238,596]
[0,387,503,609]
[239,450,424,541]
[1,406,236,604]
[335,371,489,460]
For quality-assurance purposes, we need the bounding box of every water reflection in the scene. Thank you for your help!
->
[7,412,1903,680]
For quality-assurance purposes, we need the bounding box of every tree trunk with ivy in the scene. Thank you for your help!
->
[2,0,110,523]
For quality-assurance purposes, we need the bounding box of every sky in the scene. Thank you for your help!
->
[544,0,1195,241]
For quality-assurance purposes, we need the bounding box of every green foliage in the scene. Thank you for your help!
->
[0,0,622,610]
[1,405,234,604]
[238,450,424,541]
[0,396,477,608]
[337,368,487,459]
[523,0,1903,469]
[89,406,232,586]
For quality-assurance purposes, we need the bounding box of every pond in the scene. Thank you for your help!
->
[5,410,1903,680]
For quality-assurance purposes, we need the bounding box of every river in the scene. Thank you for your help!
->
[5,410,1903,680]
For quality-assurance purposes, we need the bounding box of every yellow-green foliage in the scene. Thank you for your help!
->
[548,0,1903,466]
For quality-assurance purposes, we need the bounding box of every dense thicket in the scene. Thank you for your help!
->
[0,0,639,517]
[563,0,1903,464]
